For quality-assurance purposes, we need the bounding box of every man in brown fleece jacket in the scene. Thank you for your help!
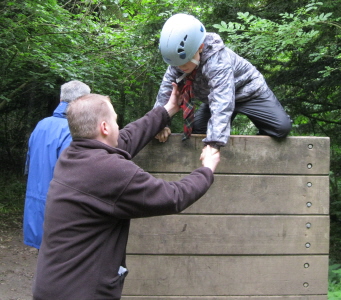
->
[32,83,220,300]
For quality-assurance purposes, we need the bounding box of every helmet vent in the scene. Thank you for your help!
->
[179,52,186,59]
[177,35,188,59]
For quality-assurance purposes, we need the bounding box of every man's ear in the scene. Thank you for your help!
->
[199,43,204,53]
[100,121,109,137]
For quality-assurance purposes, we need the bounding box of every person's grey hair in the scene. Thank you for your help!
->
[60,80,91,103]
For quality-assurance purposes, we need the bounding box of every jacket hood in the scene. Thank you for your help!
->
[200,32,226,64]
[53,101,68,118]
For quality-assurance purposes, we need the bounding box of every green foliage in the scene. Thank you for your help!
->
[212,1,332,60]
[0,0,217,171]
[329,262,341,299]
[0,0,157,170]
[0,173,26,213]
[231,114,258,135]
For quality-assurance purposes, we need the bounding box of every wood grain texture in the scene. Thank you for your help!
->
[133,135,330,174]
[126,136,330,298]
[127,215,329,255]
[150,174,329,214]
[123,255,328,296]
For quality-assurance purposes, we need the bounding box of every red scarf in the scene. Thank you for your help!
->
[179,69,197,140]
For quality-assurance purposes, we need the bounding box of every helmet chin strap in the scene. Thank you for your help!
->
[176,73,187,83]
[190,58,200,66]
[176,58,200,83]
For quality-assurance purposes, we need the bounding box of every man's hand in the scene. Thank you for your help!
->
[200,145,220,161]
[155,127,171,143]
[164,82,180,118]
[200,145,220,173]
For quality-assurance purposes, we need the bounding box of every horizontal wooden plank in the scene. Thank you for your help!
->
[122,296,327,300]
[151,174,329,215]
[123,255,328,296]
[127,216,329,255]
[133,135,330,174]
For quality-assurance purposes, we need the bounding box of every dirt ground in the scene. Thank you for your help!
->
[0,213,38,300]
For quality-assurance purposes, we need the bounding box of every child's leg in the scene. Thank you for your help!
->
[235,89,292,138]
[193,103,211,134]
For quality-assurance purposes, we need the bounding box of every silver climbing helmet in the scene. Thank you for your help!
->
[159,14,206,66]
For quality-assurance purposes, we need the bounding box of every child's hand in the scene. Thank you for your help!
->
[200,145,220,173]
[200,145,220,160]
[155,127,171,142]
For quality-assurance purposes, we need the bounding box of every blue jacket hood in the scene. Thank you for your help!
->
[53,101,68,118]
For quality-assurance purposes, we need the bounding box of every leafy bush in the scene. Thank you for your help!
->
[329,262,341,299]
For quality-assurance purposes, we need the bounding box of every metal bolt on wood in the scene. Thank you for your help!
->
[305,242,311,248]
[306,222,311,229]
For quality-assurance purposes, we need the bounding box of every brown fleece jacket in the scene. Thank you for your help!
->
[33,106,214,300]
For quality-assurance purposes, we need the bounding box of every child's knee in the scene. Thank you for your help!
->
[275,115,292,138]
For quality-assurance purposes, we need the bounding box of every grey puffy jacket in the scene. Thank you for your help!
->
[154,32,271,146]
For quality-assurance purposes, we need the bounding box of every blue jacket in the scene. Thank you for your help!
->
[23,102,72,249]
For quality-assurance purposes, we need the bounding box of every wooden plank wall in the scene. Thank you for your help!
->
[122,135,330,300]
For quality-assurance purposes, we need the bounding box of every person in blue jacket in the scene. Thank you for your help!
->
[23,80,91,249]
